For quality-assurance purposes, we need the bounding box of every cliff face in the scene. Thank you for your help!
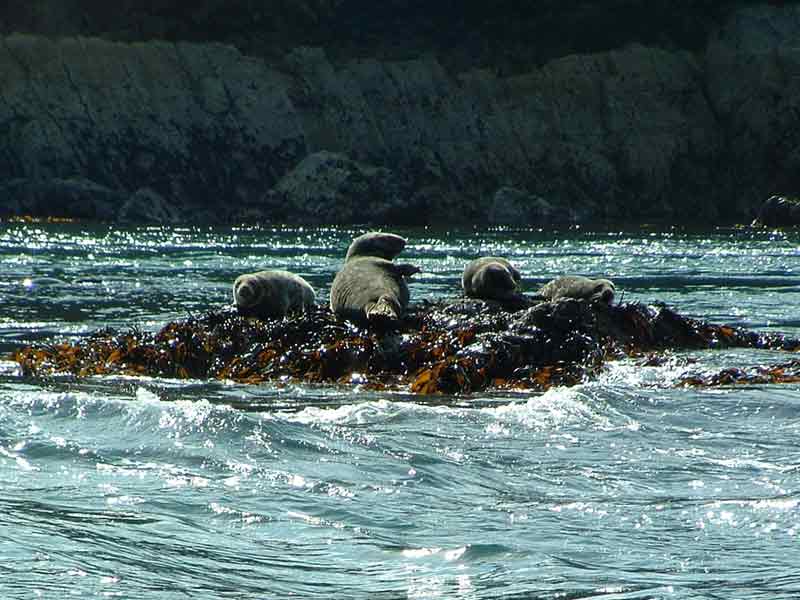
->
[0,2,798,224]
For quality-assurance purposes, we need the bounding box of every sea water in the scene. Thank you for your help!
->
[1,223,799,599]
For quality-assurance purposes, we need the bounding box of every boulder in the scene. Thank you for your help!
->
[117,188,182,224]
[255,151,414,224]
[751,195,800,227]
[0,177,125,220]
[487,186,576,226]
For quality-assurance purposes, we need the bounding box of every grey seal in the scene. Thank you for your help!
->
[330,232,420,325]
[462,257,522,301]
[538,275,615,304]
[233,270,316,319]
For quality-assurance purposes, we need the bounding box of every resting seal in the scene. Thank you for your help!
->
[538,275,615,304]
[330,232,420,326]
[462,257,522,301]
[233,270,316,319]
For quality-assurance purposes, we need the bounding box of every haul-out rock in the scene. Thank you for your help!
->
[11,297,800,396]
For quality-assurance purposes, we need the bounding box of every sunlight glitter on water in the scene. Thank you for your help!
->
[3,224,800,598]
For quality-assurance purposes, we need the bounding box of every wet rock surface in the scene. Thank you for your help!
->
[12,296,800,395]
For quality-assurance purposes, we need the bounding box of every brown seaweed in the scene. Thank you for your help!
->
[10,297,800,394]
[678,360,800,387]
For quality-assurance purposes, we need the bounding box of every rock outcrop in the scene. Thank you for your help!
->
[0,3,798,224]
[249,151,414,225]
[751,195,800,227]
[12,296,800,395]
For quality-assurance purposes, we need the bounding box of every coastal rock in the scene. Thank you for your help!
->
[487,186,575,226]
[0,177,124,220]
[0,34,306,222]
[705,5,800,210]
[13,296,800,395]
[751,195,800,227]
[118,188,182,224]
[254,151,413,224]
[0,4,799,224]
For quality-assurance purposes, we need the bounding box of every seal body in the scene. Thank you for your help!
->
[233,270,316,319]
[330,232,419,325]
[538,275,615,304]
[462,257,522,301]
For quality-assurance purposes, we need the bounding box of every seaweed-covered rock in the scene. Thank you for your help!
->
[11,296,800,395]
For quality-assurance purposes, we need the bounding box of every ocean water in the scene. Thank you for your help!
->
[1,223,799,599]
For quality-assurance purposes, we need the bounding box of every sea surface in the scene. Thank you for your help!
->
[1,223,799,599]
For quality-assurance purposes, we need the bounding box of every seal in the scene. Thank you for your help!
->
[538,275,615,304]
[233,270,316,319]
[330,232,420,326]
[462,257,522,301]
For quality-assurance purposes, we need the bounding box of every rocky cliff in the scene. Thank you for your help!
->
[0,2,798,225]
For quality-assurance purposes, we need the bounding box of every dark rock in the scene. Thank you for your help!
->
[487,186,575,226]
[12,295,800,395]
[0,177,125,221]
[118,188,182,224]
[751,195,800,227]
[254,151,413,225]
[1,4,799,225]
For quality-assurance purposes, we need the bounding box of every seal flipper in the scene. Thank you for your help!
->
[365,294,402,325]
[394,263,421,278]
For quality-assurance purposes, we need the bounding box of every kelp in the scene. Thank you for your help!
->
[11,297,800,394]
[679,360,800,387]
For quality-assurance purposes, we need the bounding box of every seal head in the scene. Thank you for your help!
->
[462,257,522,301]
[345,231,407,262]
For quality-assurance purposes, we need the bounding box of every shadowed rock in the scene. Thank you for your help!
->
[751,195,800,228]
[2,3,799,225]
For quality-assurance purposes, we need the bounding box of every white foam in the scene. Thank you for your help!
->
[481,385,610,431]
[280,399,400,425]
[0,360,22,376]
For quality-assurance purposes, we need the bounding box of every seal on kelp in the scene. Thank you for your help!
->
[330,232,420,325]
[233,270,316,319]
[538,275,615,304]
[461,257,522,301]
